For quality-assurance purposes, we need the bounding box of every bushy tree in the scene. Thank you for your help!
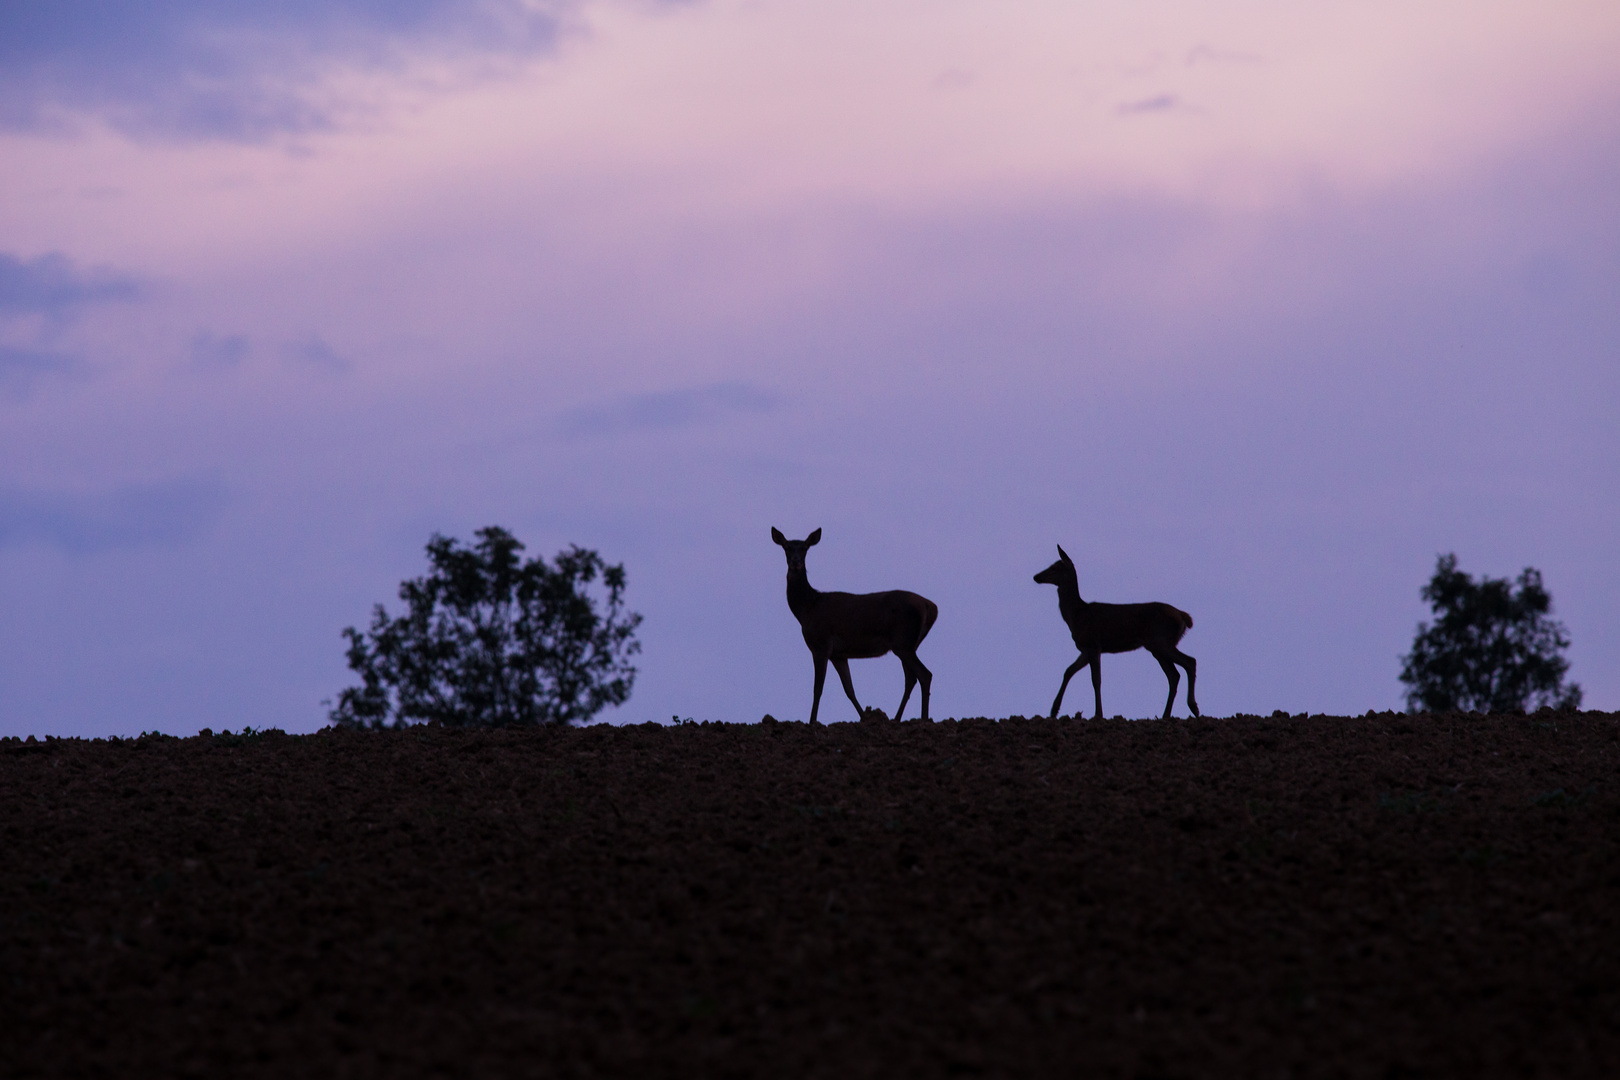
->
[329,527,642,728]
[1399,553,1581,714]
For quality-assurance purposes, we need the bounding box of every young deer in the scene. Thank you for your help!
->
[772,528,939,724]
[1034,545,1198,720]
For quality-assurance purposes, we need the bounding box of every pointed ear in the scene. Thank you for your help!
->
[806,528,821,546]
[771,527,787,546]
[1057,544,1073,565]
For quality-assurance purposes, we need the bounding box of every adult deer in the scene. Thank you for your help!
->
[1034,545,1198,720]
[772,528,939,724]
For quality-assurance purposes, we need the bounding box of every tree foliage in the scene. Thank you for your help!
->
[329,527,642,729]
[1399,553,1581,714]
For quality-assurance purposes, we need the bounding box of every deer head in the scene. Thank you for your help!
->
[1033,544,1077,588]
[772,527,821,575]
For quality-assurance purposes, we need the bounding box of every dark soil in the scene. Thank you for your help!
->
[4,711,1618,1078]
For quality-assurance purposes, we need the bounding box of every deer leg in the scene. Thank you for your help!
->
[916,656,932,722]
[1153,650,1181,719]
[1051,654,1087,719]
[1090,652,1104,719]
[1175,649,1198,716]
[810,652,829,725]
[895,650,932,722]
[894,654,917,723]
[831,656,864,718]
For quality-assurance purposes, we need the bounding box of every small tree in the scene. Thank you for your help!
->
[329,526,642,728]
[1399,553,1581,714]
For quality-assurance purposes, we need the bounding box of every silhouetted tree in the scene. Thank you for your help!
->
[1399,553,1581,714]
[329,527,641,728]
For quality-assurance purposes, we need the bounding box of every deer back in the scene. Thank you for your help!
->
[1065,600,1191,655]
[796,588,935,659]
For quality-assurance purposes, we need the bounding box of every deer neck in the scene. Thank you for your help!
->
[786,569,821,620]
[1056,575,1088,624]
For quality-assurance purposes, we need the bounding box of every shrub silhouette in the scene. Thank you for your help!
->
[1399,553,1580,714]
[329,526,641,728]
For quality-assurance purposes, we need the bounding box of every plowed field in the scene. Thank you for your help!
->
[4,712,1618,1077]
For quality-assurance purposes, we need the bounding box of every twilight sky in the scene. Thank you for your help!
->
[2,0,1617,736]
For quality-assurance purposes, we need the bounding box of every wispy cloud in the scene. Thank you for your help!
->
[1116,93,1185,116]
[0,252,139,319]
[0,0,569,142]
[0,345,80,399]
[0,478,226,553]
[189,331,250,369]
[0,252,135,397]
[281,334,349,373]
[561,381,779,439]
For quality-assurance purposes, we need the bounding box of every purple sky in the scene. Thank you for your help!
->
[2,1,1617,736]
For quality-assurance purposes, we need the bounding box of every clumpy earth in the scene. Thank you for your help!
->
[4,711,1617,1078]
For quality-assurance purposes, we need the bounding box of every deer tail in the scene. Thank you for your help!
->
[1178,608,1194,631]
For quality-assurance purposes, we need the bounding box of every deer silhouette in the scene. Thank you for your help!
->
[1034,545,1198,720]
[772,528,938,724]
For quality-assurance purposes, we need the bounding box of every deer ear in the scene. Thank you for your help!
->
[771,527,787,546]
[1057,544,1073,565]
[806,528,822,546]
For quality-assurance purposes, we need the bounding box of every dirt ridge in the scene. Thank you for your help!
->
[4,712,1617,1077]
